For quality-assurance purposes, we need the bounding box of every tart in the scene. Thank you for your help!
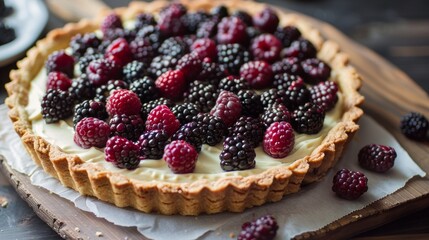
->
[6,0,364,215]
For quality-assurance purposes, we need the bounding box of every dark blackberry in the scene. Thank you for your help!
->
[332,169,368,200]
[358,144,397,173]
[196,19,218,39]
[122,60,147,84]
[148,55,179,79]
[260,88,286,109]
[218,76,250,94]
[180,11,209,34]
[217,43,250,75]
[309,81,338,111]
[232,10,253,26]
[220,135,256,171]
[291,102,325,134]
[69,76,96,101]
[194,113,227,146]
[271,57,302,76]
[134,13,156,30]
[70,33,101,58]
[400,112,429,140]
[138,130,170,159]
[281,39,317,60]
[158,36,188,58]
[141,97,174,117]
[274,26,301,47]
[129,37,156,65]
[229,116,264,148]
[136,25,163,50]
[105,136,140,170]
[73,100,108,128]
[41,89,74,124]
[261,103,291,129]
[129,76,159,103]
[301,58,332,84]
[103,28,136,43]
[273,73,303,90]
[171,122,203,152]
[94,80,129,103]
[196,58,228,86]
[237,90,263,118]
[109,114,145,141]
[283,80,310,110]
[171,102,200,125]
[238,215,279,240]
[77,53,103,74]
[185,80,218,113]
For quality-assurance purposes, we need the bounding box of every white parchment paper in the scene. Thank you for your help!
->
[0,104,425,239]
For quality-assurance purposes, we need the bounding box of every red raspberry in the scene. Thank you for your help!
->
[74,117,110,149]
[263,121,295,158]
[45,50,75,77]
[176,52,202,81]
[46,71,72,91]
[252,8,279,33]
[155,69,187,100]
[145,105,180,137]
[250,34,282,63]
[104,37,133,67]
[86,58,122,87]
[158,4,186,37]
[238,215,279,240]
[210,90,242,126]
[301,58,332,84]
[239,60,273,89]
[332,169,368,200]
[216,16,247,45]
[101,13,123,35]
[163,140,198,174]
[309,81,338,111]
[106,89,142,116]
[358,144,397,173]
[190,38,217,60]
[105,136,140,170]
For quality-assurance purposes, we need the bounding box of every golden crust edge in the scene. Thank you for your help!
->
[5,0,363,215]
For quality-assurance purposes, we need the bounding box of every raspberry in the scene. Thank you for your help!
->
[194,113,227,146]
[400,112,429,140]
[86,58,122,87]
[291,102,325,134]
[229,116,264,148]
[41,89,74,123]
[105,136,140,170]
[74,117,110,149]
[109,114,145,141]
[240,60,273,89]
[232,10,253,26]
[261,103,291,129]
[218,76,250,94]
[145,105,180,137]
[252,8,279,33]
[238,215,279,240]
[70,33,101,58]
[158,37,189,58]
[94,79,129,103]
[210,90,242,126]
[220,135,255,171]
[274,26,301,47]
[171,102,200,125]
[69,76,96,101]
[73,100,108,128]
[122,60,147,84]
[273,73,303,90]
[332,169,368,200]
[217,43,250,75]
[263,121,295,158]
[309,81,338,111]
[185,80,218,113]
[77,53,103,74]
[358,144,397,173]
[190,38,217,60]
[134,13,156,29]
[163,140,198,174]
[181,11,209,34]
[196,58,228,86]
[46,71,72,91]
[100,13,123,35]
[45,50,75,77]
[129,37,156,65]
[155,69,187,100]
[260,88,286,109]
[158,13,186,38]
[129,76,159,103]
[216,16,247,45]
[281,39,317,60]
[196,19,217,39]
[282,78,310,110]
[138,130,169,159]
[148,55,179,78]
[271,57,302,76]
[141,97,174,117]
[176,52,202,80]
[104,38,133,67]
[171,122,203,152]
[106,89,142,116]
[237,90,264,118]
[301,58,332,84]
[250,34,282,63]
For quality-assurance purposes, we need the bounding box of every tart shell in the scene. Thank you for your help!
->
[5,0,364,215]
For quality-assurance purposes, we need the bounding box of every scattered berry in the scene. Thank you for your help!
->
[220,135,256,171]
[46,71,72,91]
[332,169,368,200]
[252,8,279,33]
[158,10,186,37]
[41,89,74,123]
[216,16,247,45]
[400,112,429,140]
[73,100,108,128]
[109,114,145,141]
[74,117,110,149]
[105,136,140,170]
[145,105,180,137]
[210,90,242,126]
[163,140,198,174]
[250,34,282,63]
[240,60,273,89]
[138,130,169,159]
[106,89,142,116]
[155,69,187,100]
[172,122,203,152]
[358,144,397,173]
[301,58,331,84]
[273,73,303,90]
[238,215,278,240]
[263,121,295,158]
[45,50,75,77]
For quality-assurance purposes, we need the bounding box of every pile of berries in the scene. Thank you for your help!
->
[40,3,339,173]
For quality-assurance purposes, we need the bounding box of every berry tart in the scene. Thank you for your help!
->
[6,0,363,215]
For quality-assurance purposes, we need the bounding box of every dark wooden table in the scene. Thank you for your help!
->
[1,0,428,239]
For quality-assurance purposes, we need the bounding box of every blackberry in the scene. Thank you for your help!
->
[148,55,179,79]
[301,58,332,84]
[309,81,338,111]
[196,58,228,86]
[122,60,147,84]
[332,169,368,200]
[245,27,261,40]
[129,37,156,64]
[196,19,217,39]
[105,136,140,170]
[358,144,397,173]
[70,33,101,58]
[109,114,145,141]
[218,76,250,94]
[271,57,302,76]
[229,116,264,148]
[73,100,108,128]
[291,102,325,134]
[260,88,286,109]
[185,80,218,113]
[45,50,75,77]
[274,26,301,47]
[129,76,159,103]
[180,11,209,34]
[194,113,227,146]
[134,13,156,29]
[171,122,204,152]
[273,73,303,90]
[217,43,250,75]
[232,10,253,26]
[141,97,174,117]
[171,102,200,125]
[220,135,256,171]
[238,215,279,240]
[261,103,291,129]
[138,130,169,159]
[283,81,310,110]
[69,76,96,101]
[77,53,103,74]
[237,90,263,118]
[41,89,74,123]
[103,28,136,43]
[281,39,317,60]
[400,112,429,140]
[94,80,129,103]
[158,36,188,58]
[136,25,163,50]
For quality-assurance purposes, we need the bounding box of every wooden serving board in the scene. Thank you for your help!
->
[1,5,429,240]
